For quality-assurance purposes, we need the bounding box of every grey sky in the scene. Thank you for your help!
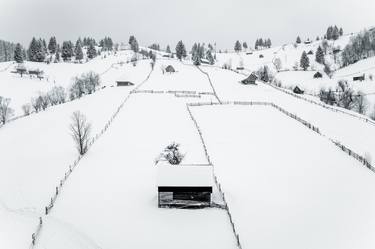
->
[0,0,374,50]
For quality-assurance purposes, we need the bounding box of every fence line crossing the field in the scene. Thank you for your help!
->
[29,66,154,248]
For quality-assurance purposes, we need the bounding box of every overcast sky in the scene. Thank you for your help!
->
[0,0,374,50]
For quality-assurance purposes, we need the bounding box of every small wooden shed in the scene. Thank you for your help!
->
[165,65,176,73]
[313,72,323,78]
[293,86,304,94]
[241,73,258,85]
[116,75,135,86]
[353,74,365,82]
[157,163,213,208]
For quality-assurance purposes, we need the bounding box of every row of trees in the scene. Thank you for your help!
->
[0,40,17,62]
[191,42,215,65]
[255,38,271,49]
[325,25,344,40]
[341,29,375,67]
[234,41,249,52]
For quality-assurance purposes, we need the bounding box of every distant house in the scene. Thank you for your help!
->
[157,162,213,208]
[236,67,244,70]
[353,74,365,82]
[307,50,314,55]
[165,65,176,73]
[116,75,135,86]
[333,48,341,54]
[241,73,258,85]
[304,39,312,44]
[293,86,304,94]
[28,69,44,80]
[246,52,253,55]
[259,54,264,58]
[313,72,323,78]
[162,54,170,58]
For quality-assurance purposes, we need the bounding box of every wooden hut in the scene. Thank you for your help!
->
[293,86,304,94]
[116,75,135,86]
[259,54,264,58]
[353,74,365,82]
[313,72,323,78]
[165,65,176,73]
[241,73,258,85]
[157,163,213,208]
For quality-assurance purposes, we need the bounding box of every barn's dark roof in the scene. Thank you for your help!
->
[165,65,175,72]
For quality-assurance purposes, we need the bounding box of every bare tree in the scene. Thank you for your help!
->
[70,111,91,155]
[22,104,31,115]
[0,96,14,124]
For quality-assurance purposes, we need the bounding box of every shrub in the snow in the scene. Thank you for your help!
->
[22,104,31,116]
[69,72,100,100]
[0,96,14,124]
[319,88,336,105]
[273,58,282,72]
[48,86,66,105]
[157,142,184,165]
[336,80,356,110]
[354,91,368,114]
[70,111,92,155]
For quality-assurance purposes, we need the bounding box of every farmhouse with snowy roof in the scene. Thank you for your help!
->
[157,162,213,208]
[165,65,176,73]
[241,73,258,85]
[116,75,135,86]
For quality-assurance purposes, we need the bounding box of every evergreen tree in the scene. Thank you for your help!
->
[175,40,187,60]
[332,25,340,40]
[255,39,259,50]
[48,36,57,54]
[42,39,47,54]
[87,41,97,59]
[259,38,264,47]
[14,43,23,63]
[315,46,325,64]
[166,45,171,53]
[206,50,215,65]
[74,39,83,61]
[243,42,248,50]
[296,36,302,44]
[55,45,61,62]
[129,35,139,53]
[234,40,242,52]
[339,27,344,36]
[61,41,74,61]
[316,36,320,41]
[265,38,272,48]
[300,51,310,70]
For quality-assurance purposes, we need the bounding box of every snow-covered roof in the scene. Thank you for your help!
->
[157,162,213,187]
[116,74,136,83]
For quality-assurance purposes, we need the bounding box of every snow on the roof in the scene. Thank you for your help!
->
[116,73,137,83]
[157,162,214,187]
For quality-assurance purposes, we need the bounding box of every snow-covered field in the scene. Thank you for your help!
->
[0,50,140,115]
[2,34,375,249]
[191,104,375,249]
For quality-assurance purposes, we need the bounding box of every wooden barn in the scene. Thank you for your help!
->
[241,73,258,85]
[165,65,176,73]
[313,72,323,78]
[293,86,304,94]
[116,75,135,86]
[259,54,264,58]
[353,74,365,82]
[157,163,213,208]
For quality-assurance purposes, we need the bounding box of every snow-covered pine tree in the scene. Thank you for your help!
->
[14,43,23,63]
[48,36,57,54]
[315,46,325,64]
[61,41,74,61]
[296,36,302,44]
[166,45,171,53]
[300,51,310,70]
[243,42,248,50]
[234,40,242,52]
[87,42,97,59]
[175,40,187,60]
[206,50,214,65]
[332,25,340,40]
[75,39,83,62]
[339,27,344,36]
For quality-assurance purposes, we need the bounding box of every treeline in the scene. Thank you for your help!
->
[191,42,215,65]
[341,29,375,67]
[255,38,271,50]
[325,25,344,40]
[0,40,17,62]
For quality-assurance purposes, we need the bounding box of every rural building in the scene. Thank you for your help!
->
[353,74,365,82]
[200,59,210,64]
[259,54,264,58]
[304,39,312,44]
[246,52,253,55]
[313,72,323,78]
[333,48,341,54]
[307,50,314,55]
[236,67,244,70]
[165,65,176,73]
[293,86,304,94]
[157,163,213,208]
[116,75,135,86]
[241,73,258,85]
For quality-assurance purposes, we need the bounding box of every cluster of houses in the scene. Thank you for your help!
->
[11,66,44,80]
